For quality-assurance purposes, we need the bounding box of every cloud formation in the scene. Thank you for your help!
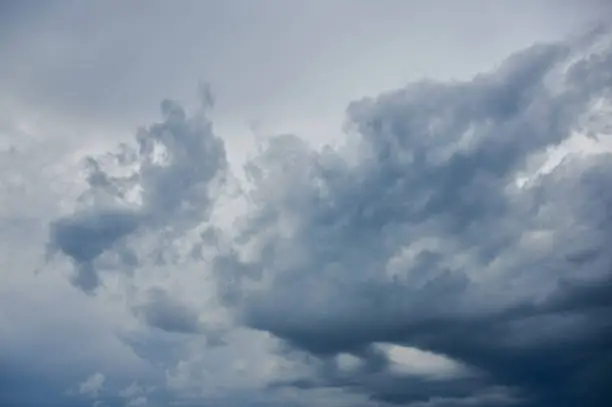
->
[215,24,612,406]
[48,94,227,292]
[2,10,612,407]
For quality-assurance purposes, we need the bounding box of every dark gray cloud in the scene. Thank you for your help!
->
[136,288,203,335]
[50,210,140,265]
[268,344,500,406]
[49,209,141,291]
[48,95,227,291]
[215,25,612,406]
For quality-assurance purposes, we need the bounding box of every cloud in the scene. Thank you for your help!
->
[48,95,227,292]
[135,288,203,335]
[49,209,141,291]
[215,24,612,406]
[79,372,105,398]
[3,7,612,407]
[119,382,154,407]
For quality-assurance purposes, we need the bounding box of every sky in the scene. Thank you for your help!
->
[1,1,612,406]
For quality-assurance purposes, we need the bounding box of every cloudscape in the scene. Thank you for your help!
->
[1,1,612,407]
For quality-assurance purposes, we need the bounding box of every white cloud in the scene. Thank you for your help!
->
[78,373,105,398]
[378,344,470,379]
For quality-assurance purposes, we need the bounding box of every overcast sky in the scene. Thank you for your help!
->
[1,1,612,407]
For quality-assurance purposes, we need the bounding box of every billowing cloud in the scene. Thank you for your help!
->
[48,94,227,292]
[2,5,612,407]
[215,24,612,406]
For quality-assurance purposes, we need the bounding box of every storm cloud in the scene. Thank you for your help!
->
[217,25,612,406]
[2,3,612,407]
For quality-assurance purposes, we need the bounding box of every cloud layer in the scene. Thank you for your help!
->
[2,16,612,407]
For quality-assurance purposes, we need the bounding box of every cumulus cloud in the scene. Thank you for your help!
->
[48,95,227,292]
[3,7,612,407]
[213,24,612,406]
